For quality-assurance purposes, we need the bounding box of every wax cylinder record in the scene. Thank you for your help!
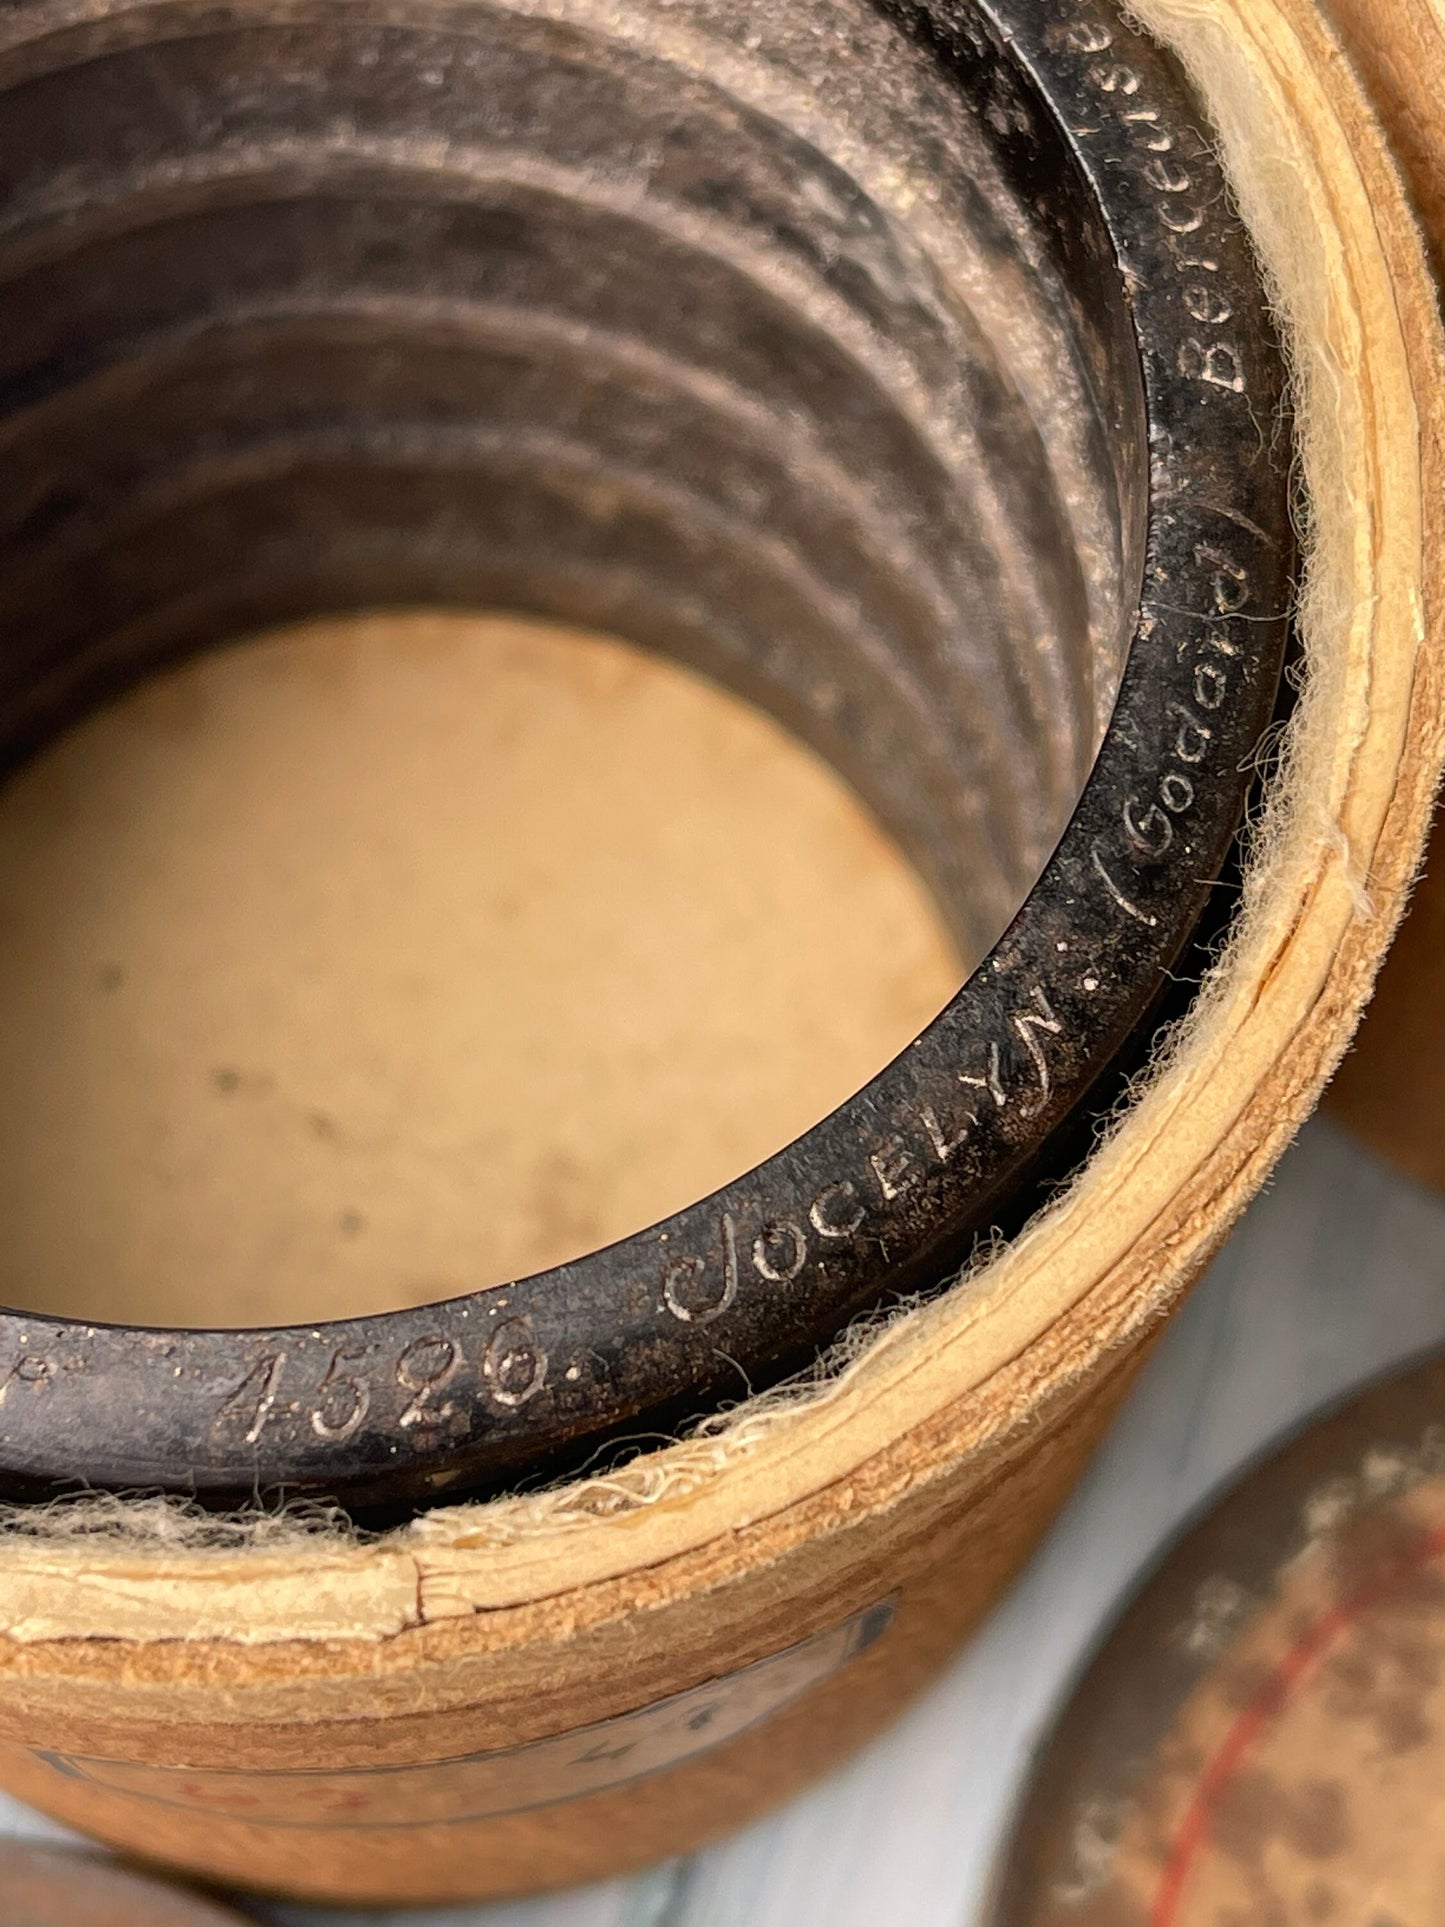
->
[0,0,1294,1516]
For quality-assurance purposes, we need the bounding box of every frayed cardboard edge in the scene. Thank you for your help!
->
[0,0,1438,1644]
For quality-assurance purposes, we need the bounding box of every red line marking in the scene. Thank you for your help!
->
[1149,1516,1445,1926]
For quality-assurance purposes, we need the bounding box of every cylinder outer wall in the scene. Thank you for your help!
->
[1321,0,1445,1194]
[0,1349,1143,1905]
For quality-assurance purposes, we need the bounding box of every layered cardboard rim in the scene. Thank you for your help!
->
[0,0,1440,1655]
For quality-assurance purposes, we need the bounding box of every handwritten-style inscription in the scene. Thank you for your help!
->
[808,1181,864,1239]
[653,982,1068,1324]
[1013,987,1064,1116]
[481,1317,547,1408]
[662,1213,740,1323]
[310,1348,372,1443]
[208,1317,547,1452]
[397,1334,460,1429]
[215,1350,286,1445]
[752,1221,808,1284]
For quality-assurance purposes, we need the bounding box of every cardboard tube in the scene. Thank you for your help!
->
[1317,0,1445,1193]
[0,0,1439,1902]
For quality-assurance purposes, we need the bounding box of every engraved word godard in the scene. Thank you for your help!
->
[660,986,1064,1324]
[1095,537,1251,929]
[1127,543,1250,856]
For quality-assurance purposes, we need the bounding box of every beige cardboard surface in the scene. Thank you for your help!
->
[1317,0,1445,1188]
[0,610,959,1329]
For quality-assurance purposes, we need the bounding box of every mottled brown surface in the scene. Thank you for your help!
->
[1099,1481,1445,1925]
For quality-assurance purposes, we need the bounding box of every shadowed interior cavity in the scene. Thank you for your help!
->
[0,0,1145,959]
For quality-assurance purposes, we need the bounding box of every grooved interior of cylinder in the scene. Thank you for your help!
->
[0,0,1143,960]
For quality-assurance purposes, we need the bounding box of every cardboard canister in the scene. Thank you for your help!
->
[0,0,1439,1905]
[1319,0,1445,1195]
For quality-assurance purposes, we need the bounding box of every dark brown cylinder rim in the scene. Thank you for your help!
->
[0,0,1292,1515]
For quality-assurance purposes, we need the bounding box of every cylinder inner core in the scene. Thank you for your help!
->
[0,0,1143,964]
